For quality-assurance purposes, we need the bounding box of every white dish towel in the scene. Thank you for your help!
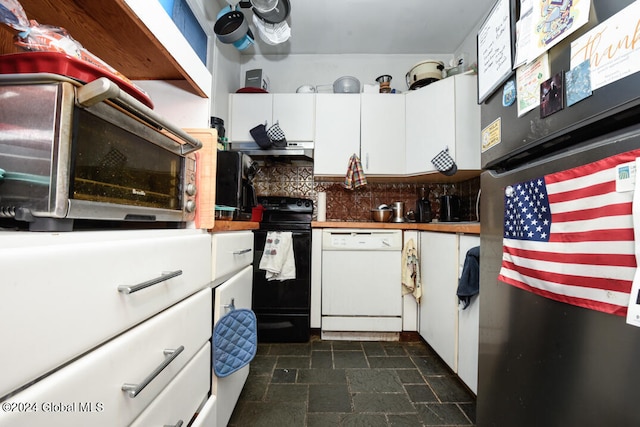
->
[259,231,296,281]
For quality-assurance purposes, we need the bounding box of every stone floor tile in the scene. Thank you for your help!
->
[308,384,352,412]
[271,368,297,383]
[388,413,426,427]
[416,402,473,425]
[347,369,405,393]
[405,384,438,403]
[228,401,307,427]
[298,368,347,384]
[368,356,416,369]
[266,383,309,402]
[307,412,343,427]
[332,341,363,351]
[412,355,451,376]
[334,350,368,368]
[352,392,416,413]
[340,413,389,426]
[276,355,311,369]
[311,350,333,368]
[362,341,386,356]
[396,369,426,384]
[268,343,312,356]
[427,375,475,403]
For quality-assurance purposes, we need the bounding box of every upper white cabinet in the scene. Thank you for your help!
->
[405,75,480,175]
[360,94,406,176]
[229,94,316,142]
[314,94,361,176]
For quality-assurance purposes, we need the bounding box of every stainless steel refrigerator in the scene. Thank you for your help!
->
[478,0,640,425]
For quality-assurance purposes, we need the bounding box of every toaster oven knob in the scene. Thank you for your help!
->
[186,183,197,196]
[185,200,196,213]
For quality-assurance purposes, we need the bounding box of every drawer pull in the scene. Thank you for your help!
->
[164,421,183,427]
[122,345,184,398]
[233,248,252,255]
[223,297,236,313]
[118,270,183,294]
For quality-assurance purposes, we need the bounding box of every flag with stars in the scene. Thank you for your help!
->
[498,149,640,316]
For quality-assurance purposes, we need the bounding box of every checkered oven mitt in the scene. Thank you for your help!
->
[431,147,457,175]
[267,121,287,147]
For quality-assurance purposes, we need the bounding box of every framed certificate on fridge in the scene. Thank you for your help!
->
[477,0,514,104]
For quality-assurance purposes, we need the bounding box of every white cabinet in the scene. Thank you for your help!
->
[210,231,254,427]
[229,93,316,142]
[360,94,406,175]
[405,75,480,175]
[313,94,361,176]
[419,232,459,371]
[0,288,212,427]
[457,234,480,394]
[0,229,211,401]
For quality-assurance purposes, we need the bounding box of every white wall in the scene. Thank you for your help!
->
[238,53,454,93]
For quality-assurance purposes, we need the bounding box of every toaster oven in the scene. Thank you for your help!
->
[0,74,201,231]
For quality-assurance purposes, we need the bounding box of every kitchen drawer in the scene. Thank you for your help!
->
[190,394,217,427]
[213,264,253,427]
[130,342,211,427]
[0,288,211,427]
[211,231,254,285]
[0,229,211,400]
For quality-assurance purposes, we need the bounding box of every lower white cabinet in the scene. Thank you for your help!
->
[130,342,211,427]
[419,232,459,371]
[211,230,254,427]
[0,288,212,427]
[457,234,480,394]
[0,229,212,400]
[418,231,480,394]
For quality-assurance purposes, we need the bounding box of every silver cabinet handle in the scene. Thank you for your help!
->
[223,298,236,313]
[164,421,183,427]
[122,346,184,398]
[233,248,252,255]
[118,270,183,294]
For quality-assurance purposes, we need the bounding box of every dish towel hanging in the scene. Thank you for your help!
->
[212,307,257,377]
[456,246,480,309]
[259,231,296,281]
[401,238,422,303]
[343,153,368,190]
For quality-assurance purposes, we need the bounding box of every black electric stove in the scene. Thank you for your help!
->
[252,196,313,342]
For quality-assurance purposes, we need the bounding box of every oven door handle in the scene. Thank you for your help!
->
[77,77,202,155]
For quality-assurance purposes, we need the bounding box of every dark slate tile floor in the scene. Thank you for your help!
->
[228,336,476,426]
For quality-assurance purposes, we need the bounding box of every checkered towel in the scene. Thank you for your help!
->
[343,153,367,190]
[431,147,455,172]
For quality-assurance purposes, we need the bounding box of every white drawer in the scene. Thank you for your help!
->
[0,229,211,399]
[0,288,211,427]
[211,231,254,285]
[190,395,217,427]
[212,265,253,427]
[130,342,211,427]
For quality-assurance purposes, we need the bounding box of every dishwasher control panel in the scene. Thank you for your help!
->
[322,229,402,250]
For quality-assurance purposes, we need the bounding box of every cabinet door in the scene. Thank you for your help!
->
[360,94,405,175]
[229,93,273,142]
[272,94,316,141]
[457,234,480,394]
[314,94,361,176]
[419,231,458,372]
[452,75,481,170]
[405,78,455,175]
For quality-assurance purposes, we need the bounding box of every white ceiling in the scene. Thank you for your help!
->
[212,0,497,56]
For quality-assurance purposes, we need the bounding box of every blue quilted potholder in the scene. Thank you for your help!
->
[213,308,258,378]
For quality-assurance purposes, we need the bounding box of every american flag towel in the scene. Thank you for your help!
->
[343,153,368,190]
[498,148,640,316]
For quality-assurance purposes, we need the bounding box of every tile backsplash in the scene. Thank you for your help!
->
[252,163,480,222]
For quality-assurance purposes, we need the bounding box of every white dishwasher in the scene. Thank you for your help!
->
[321,229,403,338]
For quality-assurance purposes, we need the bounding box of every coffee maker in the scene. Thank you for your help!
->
[216,151,258,220]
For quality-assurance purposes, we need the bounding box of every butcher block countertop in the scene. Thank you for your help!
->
[210,221,260,232]
[312,221,480,234]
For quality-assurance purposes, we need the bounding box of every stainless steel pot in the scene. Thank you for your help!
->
[214,9,249,44]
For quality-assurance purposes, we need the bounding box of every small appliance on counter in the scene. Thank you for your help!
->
[390,201,406,223]
[416,187,432,223]
[215,151,258,220]
[439,194,460,222]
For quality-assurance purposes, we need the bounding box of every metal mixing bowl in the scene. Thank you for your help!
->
[371,208,392,222]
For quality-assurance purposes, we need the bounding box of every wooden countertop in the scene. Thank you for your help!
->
[209,221,260,232]
[312,221,480,234]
